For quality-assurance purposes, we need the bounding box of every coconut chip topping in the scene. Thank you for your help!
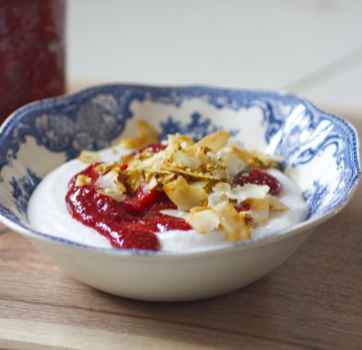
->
[77,121,288,243]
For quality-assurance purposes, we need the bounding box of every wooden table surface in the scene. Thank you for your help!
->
[1,114,362,350]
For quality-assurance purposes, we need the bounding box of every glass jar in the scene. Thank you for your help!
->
[0,0,66,124]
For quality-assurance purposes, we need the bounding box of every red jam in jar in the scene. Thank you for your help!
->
[0,0,66,124]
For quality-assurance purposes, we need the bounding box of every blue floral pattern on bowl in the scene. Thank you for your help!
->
[0,85,360,248]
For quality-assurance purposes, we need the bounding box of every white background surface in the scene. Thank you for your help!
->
[66,0,362,112]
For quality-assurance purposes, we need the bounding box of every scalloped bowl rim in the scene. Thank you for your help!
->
[0,83,360,258]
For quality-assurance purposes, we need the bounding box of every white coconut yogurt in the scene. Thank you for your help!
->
[27,147,310,251]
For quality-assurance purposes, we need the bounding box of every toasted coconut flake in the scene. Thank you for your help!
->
[143,168,172,175]
[248,154,271,169]
[208,181,272,211]
[239,212,253,226]
[118,137,145,150]
[144,174,158,190]
[119,153,136,165]
[140,133,159,147]
[172,150,202,170]
[151,157,168,169]
[126,170,144,192]
[213,182,232,192]
[141,150,167,168]
[145,171,152,183]
[269,195,289,212]
[118,120,159,150]
[227,184,270,205]
[210,167,228,179]
[126,151,166,172]
[75,175,92,187]
[94,161,116,174]
[165,134,194,147]
[227,142,282,169]
[250,205,270,227]
[186,207,220,233]
[161,173,176,184]
[125,159,143,171]
[95,169,126,192]
[222,152,245,177]
[245,195,270,210]
[137,120,159,139]
[159,209,190,220]
[206,151,218,163]
[208,182,231,208]
[164,176,208,211]
[77,150,100,164]
[196,152,215,170]
[208,193,227,208]
[227,142,250,160]
[163,142,179,160]
[97,188,126,202]
[188,180,209,189]
[217,146,233,155]
[186,130,230,155]
[189,206,210,214]
[161,167,219,180]
[214,202,251,242]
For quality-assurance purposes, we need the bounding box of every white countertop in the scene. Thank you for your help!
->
[67,0,362,112]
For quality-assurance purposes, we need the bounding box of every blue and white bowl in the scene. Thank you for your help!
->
[0,85,359,301]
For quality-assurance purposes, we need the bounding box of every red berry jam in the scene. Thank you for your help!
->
[0,0,66,124]
[66,163,191,251]
[233,168,281,196]
[65,145,282,251]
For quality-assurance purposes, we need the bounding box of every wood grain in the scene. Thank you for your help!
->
[0,116,362,350]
